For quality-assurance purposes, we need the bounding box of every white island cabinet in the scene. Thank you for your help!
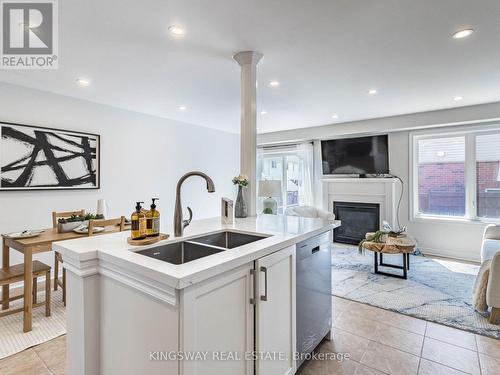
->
[55,215,339,375]
[255,245,296,375]
[181,245,295,375]
[181,261,255,375]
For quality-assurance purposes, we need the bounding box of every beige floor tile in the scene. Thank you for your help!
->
[333,312,382,341]
[375,323,424,356]
[349,302,390,321]
[476,334,500,359]
[425,322,477,350]
[33,335,66,374]
[0,349,51,375]
[348,300,379,312]
[353,364,385,375]
[335,299,428,336]
[48,362,66,375]
[333,296,353,311]
[333,307,344,321]
[379,310,427,335]
[479,353,500,375]
[298,357,359,375]
[322,328,371,361]
[360,341,420,375]
[418,359,469,375]
[421,338,480,375]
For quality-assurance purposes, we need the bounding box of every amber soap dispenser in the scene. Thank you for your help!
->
[146,198,160,237]
[131,202,147,240]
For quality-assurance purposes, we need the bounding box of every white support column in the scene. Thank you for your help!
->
[233,51,263,216]
[64,262,100,375]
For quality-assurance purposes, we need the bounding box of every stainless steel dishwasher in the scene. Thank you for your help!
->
[296,231,332,367]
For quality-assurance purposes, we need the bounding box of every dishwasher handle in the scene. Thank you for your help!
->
[311,246,320,254]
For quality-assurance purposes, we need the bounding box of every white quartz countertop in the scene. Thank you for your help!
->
[54,215,340,290]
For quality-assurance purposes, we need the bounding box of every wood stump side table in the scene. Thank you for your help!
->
[362,235,417,279]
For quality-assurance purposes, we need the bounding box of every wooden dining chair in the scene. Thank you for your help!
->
[52,209,85,306]
[52,209,86,230]
[0,261,51,320]
[88,216,126,236]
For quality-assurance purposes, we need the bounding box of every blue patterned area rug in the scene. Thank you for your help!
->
[332,244,500,339]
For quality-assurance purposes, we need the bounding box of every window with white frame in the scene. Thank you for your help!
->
[257,143,314,214]
[412,126,500,220]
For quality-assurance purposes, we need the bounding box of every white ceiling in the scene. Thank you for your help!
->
[1,0,500,134]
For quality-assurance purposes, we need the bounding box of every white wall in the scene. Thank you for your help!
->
[258,101,500,145]
[258,103,500,262]
[0,83,240,269]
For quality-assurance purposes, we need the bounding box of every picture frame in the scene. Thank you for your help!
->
[0,121,100,191]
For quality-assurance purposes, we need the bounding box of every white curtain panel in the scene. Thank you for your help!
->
[256,146,264,212]
[298,142,314,206]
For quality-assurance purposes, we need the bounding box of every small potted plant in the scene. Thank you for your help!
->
[58,213,104,233]
[232,174,249,218]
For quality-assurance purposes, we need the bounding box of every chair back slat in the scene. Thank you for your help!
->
[88,216,125,236]
[52,209,86,229]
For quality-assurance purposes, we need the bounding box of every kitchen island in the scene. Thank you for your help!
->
[55,215,340,375]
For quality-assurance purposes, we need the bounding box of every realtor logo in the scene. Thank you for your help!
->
[1,0,58,69]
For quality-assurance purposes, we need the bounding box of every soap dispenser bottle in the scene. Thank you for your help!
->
[146,198,160,237]
[131,202,147,240]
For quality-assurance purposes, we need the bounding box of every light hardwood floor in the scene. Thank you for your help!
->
[1,296,499,374]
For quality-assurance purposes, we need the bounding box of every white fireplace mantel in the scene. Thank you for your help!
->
[321,177,399,229]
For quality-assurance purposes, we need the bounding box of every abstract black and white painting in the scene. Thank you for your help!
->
[0,122,100,190]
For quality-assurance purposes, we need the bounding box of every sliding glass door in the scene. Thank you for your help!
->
[257,144,313,214]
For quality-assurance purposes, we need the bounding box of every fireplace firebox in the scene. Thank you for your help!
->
[333,202,380,244]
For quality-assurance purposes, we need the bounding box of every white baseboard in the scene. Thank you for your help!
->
[418,246,480,264]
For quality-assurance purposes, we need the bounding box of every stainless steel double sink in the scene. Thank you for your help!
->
[135,231,269,265]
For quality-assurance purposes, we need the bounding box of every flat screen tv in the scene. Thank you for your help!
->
[321,135,389,175]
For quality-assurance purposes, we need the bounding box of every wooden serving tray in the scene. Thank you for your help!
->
[127,233,169,246]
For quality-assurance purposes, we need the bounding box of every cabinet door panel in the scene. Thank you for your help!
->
[181,263,254,375]
[255,245,296,375]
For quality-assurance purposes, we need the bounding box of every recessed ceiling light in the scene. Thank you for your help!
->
[331,114,339,119]
[452,29,474,39]
[454,96,464,101]
[269,80,280,87]
[75,78,90,87]
[168,25,185,36]
[368,89,378,95]
[178,105,187,111]
[260,110,268,115]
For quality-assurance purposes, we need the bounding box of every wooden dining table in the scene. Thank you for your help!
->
[1,225,128,332]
